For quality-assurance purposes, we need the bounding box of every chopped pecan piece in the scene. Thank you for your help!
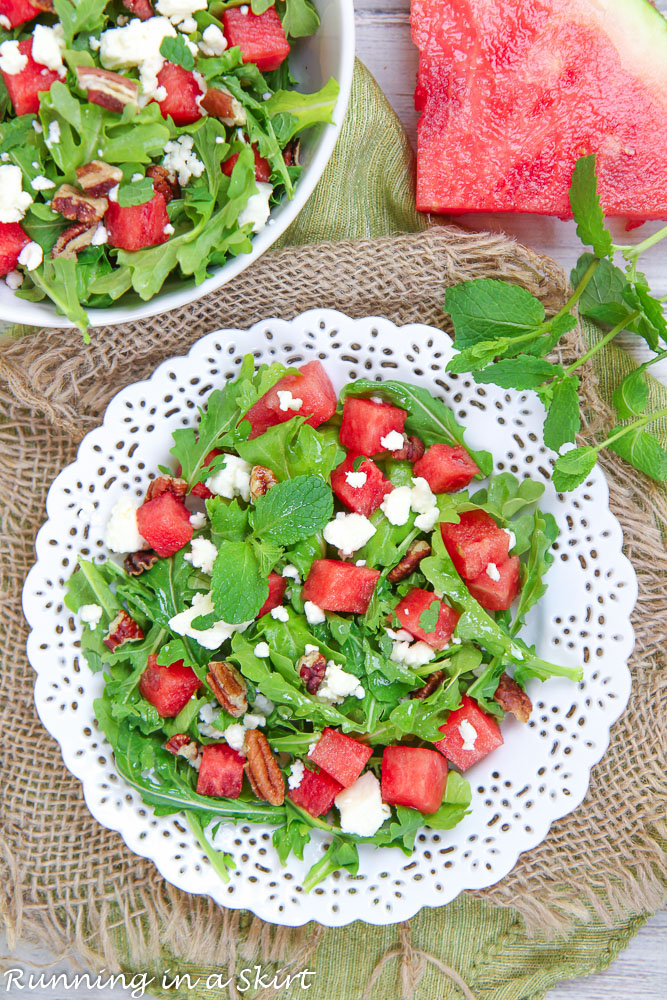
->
[387,539,432,583]
[76,160,123,198]
[51,222,97,259]
[52,184,108,224]
[410,669,446,700]
[146,164,180,204]
[200,87,246,125]
[145,475,188,503]
[103,610,144,651]
[494,672,533,723]
[245,729,285,806]
[283,139,301,167]
[124,549,158,576]
[165,733,200,762]
[390,434,426,462]
[249,465,278,501]
[297,650,327,694]
[75,65,139,113]
[31,0,54,10]
[207,660,248,717]
[122,0,154,19]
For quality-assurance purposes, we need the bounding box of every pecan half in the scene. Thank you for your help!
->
[207,660,248,717]
[146,164,180,203]
[103,610,144,651]
[52,184,108,224]
[245,729,284,806]
[200,87,246,125]
[122,0,154,19]
[410,669,445,700]
[165,733,200,762]
[494,672,533,723]
[298,650,327,694]
[283,139,301,167]
[390,434,426,463]
[387,539,432,583]
[76,160,123,198]
[31,0,54,10]
[76,65,139,112]
[145,475,188,503]
[51,221,97,259]
[249,465,278,502]
[124,549,158,576]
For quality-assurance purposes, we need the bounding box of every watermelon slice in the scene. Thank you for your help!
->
[222,7,290,73]
[466,555,521,610]
[330,454,394,517]
[339,397,407,456]
[288,765,343,817]
[394,587,460,649]
[0,222,30,276]
[434,696,504,771]
[301,559,381,614]
[1,38,60,116]
[412,0,667,219]
[244,360,337,439]
[136,490,193,557]
[106,191,170,252]
[307,728,373,788]
[257,571,287,618]
[1,0,41,28]
[190,449,222,500]
[197,743,245,798]
[222,145,271,183]
[156,63,203,126]
[381,745,448,814]
[139,654,202,717]
[440,510,510,581]
[412,443,480,493]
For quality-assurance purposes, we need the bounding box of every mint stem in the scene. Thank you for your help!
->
[595,406,667,452]
[614,224,667,260]
[564,311,641,375]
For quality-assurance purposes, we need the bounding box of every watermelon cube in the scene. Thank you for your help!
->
[394,587,460,649]
[156,62,203,126]
[440,510,510,581]
[307,727,373,788]
[136,490,193,558]
[190,449,222,500]
[0,222,30,276]
[301,559,381,614]
[0,0,41,26]
[197,743,245,798]
[381,745,448,814]
[330,454,394,517]
[222,7,290,73]
[413,443,480,493]
[106,191,170,252]
[339,397,407,456]
[257,571,287,618]
[222,145,271,183]
[139,653,202,717]
[1,39,60,116]
[434,696,504,771]
[244,360,337,439]
[288,765,342,817]
[466,555,521,611]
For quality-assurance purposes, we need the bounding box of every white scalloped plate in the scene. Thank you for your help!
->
[23,310,637,927]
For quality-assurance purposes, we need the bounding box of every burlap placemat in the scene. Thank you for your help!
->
[1,228,666,1000]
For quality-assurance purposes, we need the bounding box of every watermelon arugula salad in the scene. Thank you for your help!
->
[0,0,337,333]
[65,357,583,889]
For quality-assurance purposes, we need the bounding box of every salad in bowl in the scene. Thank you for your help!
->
[0,0,340,333]
[65,354,583,890]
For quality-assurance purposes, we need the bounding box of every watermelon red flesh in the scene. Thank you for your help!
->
[394,587,460,649]
[257,571,287,618]
[1,0,41,26]
[136,490,193,557]
[288,766,343,817]
[222,7,290,73]
[339,397,407,456]
[1,39,60,116]
[440,510,509,580]
[222,145,271,183]
[434,696,504,771]
[412,443,480,493]
[156,62,203,126]
[330,454,394,517]
[466,555,521,611]
[301,559,381,614]
[308,728,373,788]
[197,743,245,798]
[381,746,448,814]
[105,191,170,252]
[139,654,202,717]
[0,222,30,276]
[412,0,667,219]
[244,360,337,439]
[190,449,222,500]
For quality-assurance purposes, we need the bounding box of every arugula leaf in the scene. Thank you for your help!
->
[542,376,581,451]
[467,472,544,523]
[568,154,613,259]
[607,426,667,481]
[512,511,558,630]
[250,475,333,545]
[273,807,312,864]
[264,78,339,144]
[160,35,195,72]
[237,417,343,482]
[612,370,649,420]
[53,0,108,45]
[187,812,235,884]
[211,540,268,624]
[418,599,440,634]
[552,446,597,493]
[444,279,545,349]
[424,771,472,830]
[29,257,89,336]
[303,836,359,892]
[473,356,564,390]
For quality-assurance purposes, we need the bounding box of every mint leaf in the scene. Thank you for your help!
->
[160,34,195,71]
[568,154,613,259]
[571,255,629,326]
[210,540,268,624]
[250,475,333,545]
[207,497,249,541]
[473,356,563,390]
[446,339,510,374]
[607,427,667,481]
[117,178,154,207]
[612,370,649,419]
[552,446,597,492]
[543,376,581,451]
[444,279,545,349]
[418,599,440,634]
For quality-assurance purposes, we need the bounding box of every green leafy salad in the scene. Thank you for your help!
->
[66,355,582,889]
[0,0,337,335]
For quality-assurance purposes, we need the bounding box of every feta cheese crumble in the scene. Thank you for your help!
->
[254,641,270,658]
[304,601,326,625]
[189,510,207,529]
[104,497,146,553]
[485,562,501,582]
[380,430,405,451]
[276,389,303,412]
[238,182,273,233]
[0,15,11,29]
[45,121,61,148]
[0,40,28,75]
[410,476,436,513]
[270,606,289,622]
[31,175,56,191]
[156,0,206,24]
[5,271,23,291]
[281,564,301,582]
[414,507,439,532]
[162,133,205,187]
[502,527,517,551]
[32,23,66,76]
[0,165,32,223]
[316,662,365,705]
[18,241,42,271]
[288,760,305,790]
[79,604,103,630]
[344,470,367,489]
[206,453,251,501]
[253,692,274,716]
[335,772,390,837]
[323,511,376,556]
[100,16,177,102]
[390,640,436,667]
[168,591,252,650]
[380,485,412,526]
[458,719,478,751]
[183,537,218,575]
[91,224,108,246]
[304,643,319,655]
[199,23,227,56]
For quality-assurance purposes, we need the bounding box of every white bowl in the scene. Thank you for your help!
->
[0,2,355,329]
